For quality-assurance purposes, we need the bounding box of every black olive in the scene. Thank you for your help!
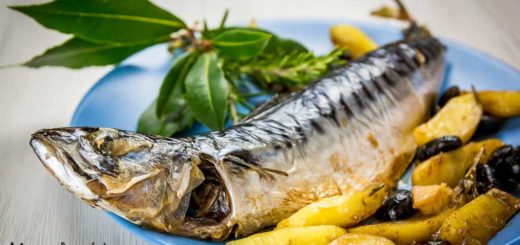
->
[487,145,520,191]
[376,190,414,221]
[430,104,440,117]
[476,163,500,194]
[472,114,503,139]
[437,86,460,108]
[415,136,463,162]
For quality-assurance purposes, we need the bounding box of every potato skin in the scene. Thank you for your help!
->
[478,91,520,117]
[329,233,395,245]
[330,24,378,58]
[226,225,346,245]
[276,185,388,229]
[414,93,482,146]
[412,139,503,187]
[348,209,454,245]
[440,188,520,244]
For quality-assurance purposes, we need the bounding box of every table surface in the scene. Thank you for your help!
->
[1,0,519,244]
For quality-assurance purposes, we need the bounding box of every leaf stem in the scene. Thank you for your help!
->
[219,9,229,30]
[238,98,256,111]
[203,19,209,33]
[229,101,239,124]
[0,63,23,69]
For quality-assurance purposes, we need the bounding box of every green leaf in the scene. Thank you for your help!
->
[185,52,228,130]
[263,36,308,54]
[24,37,150,68]
[139,52,198,136]
[10,0,185,44]
[213,29,271,60]
[156,51,198,117]
[205,26,306,55]
[137,99,194,137]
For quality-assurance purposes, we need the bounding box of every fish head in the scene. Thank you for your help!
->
[30,127,215,231]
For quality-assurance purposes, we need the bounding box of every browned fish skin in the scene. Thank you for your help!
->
[30,36,445,240]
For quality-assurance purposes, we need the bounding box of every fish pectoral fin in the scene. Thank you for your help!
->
[103,168,162,195]
[261,167,289,177]
[223,155,288,180]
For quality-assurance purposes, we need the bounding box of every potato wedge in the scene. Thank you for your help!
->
[329,233,395,245]
[440,188,520,244]
[414,93,482,146]
[227,225,346,245]
[348,209,454,245]
[478,91,520,117]
[330,24,378,58]
[276,185,388,229]
[412,139,502,187]
[412,183,453,215]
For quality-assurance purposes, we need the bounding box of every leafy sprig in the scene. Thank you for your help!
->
[227,49,345,90]
[10,0,344,136]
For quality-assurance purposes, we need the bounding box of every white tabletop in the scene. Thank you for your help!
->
[1,0,519,244]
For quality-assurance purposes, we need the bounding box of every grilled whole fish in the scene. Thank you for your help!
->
[31,36,445,240]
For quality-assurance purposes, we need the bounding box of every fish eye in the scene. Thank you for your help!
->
[91,135,151,157]
[93,136,115,155]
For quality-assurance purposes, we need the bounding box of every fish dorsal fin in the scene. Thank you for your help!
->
[240,93,290,122]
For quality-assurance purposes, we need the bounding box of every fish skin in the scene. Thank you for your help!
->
[30,36,445,240]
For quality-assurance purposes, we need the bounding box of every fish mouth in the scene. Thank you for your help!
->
[31,129,98,200]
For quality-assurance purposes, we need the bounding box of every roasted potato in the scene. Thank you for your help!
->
[412,139,502,187]
[227,225,346,245]
[478,91,520,117]
[330,24,378,58]
[329,233,395,245]
[348,209,454,245]
[277,185,387,228]
[414,93,482,146]
[440,188,520,244]
[412,183,453,215]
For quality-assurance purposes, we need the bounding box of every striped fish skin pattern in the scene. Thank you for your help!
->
[30,36,445,240]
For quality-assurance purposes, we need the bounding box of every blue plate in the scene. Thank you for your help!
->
[71,20,520,245]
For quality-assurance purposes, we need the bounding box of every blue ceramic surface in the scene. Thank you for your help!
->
[71,20,520,245]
